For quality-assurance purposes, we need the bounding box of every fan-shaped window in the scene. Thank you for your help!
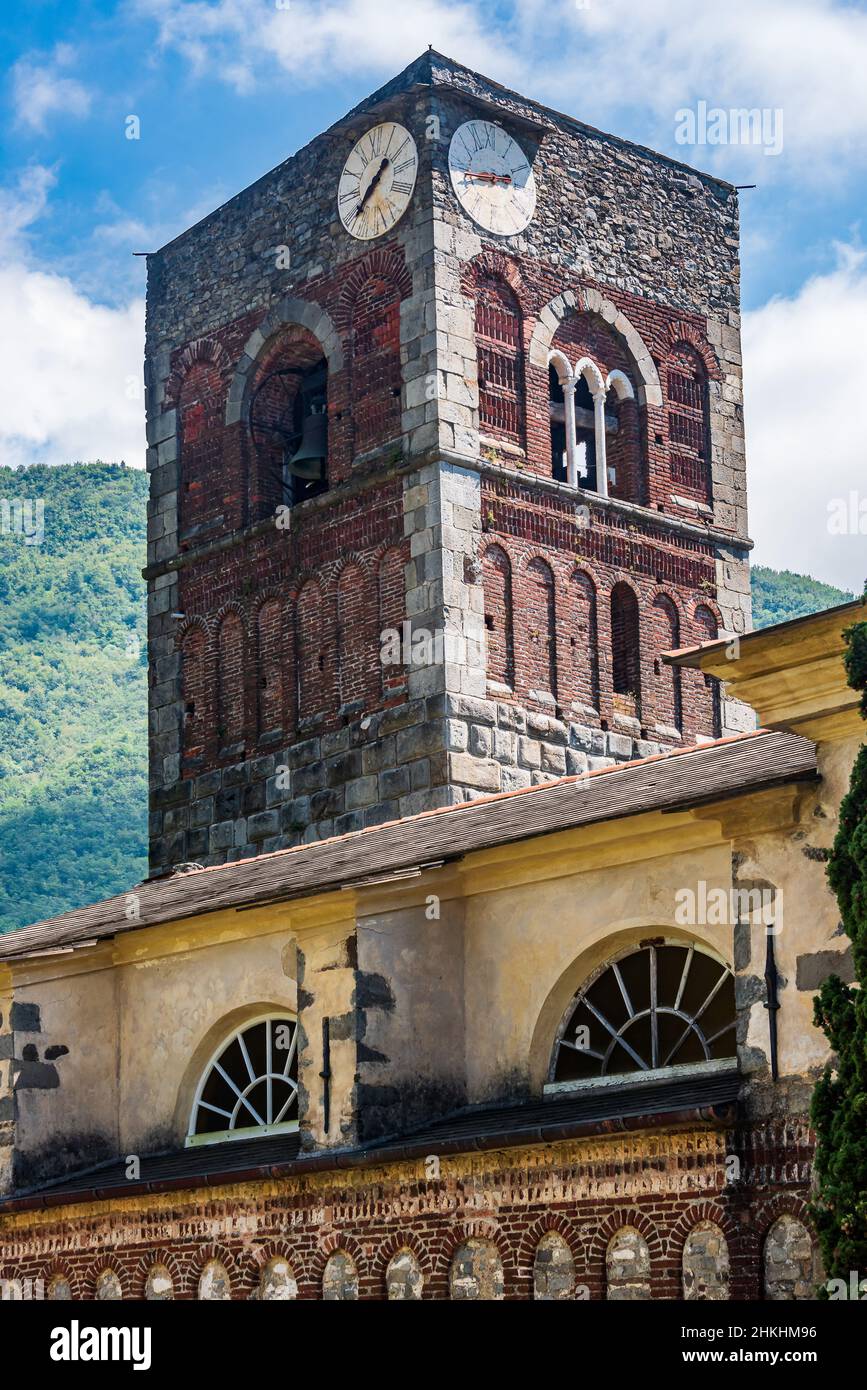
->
[188,1014,299,1146]
[550,943,736,1086]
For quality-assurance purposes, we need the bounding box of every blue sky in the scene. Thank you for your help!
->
[1,0,866,590]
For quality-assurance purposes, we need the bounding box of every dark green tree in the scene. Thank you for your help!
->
[810,614,867,1290]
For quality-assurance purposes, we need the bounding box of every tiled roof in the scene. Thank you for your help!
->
[0,730,817,962]
[1,1069,740,1212]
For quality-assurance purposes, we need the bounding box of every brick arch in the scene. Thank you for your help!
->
[515,1213,585,1297]
[333,247,413,329]
[177,617,211,770]
[87,1263,129,1300]
[754,1193,816,1241]
[225,296,343,428]
[215,605,247,750]
[588,1208,664,1275]
[609,577,642,717]
[649,590,683,734]
[567,566,600,713]
[130,1247,185,1300]
[529,287,662,408]
[193,1243,241,1300]
[164,337,232,407]
[295,576,332,723]
[377,543,407,699]
[370,1232,431,1298]
[460,248,524,300]
[307,1232,368,1298]
[246,1240,306,1299]
[432,1220,518,1287]
[253,591,287,739]
[336,559,379,712]
[39,1259,86,1301]
[480,539,515,691]
[665,320,722,381]
[521,554,557,700]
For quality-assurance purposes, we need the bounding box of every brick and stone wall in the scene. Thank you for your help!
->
[0,1124,819,1300]
[144,54,752,874]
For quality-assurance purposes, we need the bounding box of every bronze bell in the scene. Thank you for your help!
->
[286,409,327,480]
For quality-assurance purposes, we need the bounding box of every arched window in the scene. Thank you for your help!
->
[47,1275,72,1301]
[682,1221,730,1300]
[607,1228,650,1300]
[248,329,329,518]
[667,344,710,505]
[475,274,523,444]
[610,583,641,717]
[550,942,736,1086]
[187,1014,299,1146]
[482,544,515,691]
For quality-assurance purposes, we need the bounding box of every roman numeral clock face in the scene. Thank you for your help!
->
[338,122,419,240]
[449,120,537,235]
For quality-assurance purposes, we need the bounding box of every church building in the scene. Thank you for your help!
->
[0,51,860,1301]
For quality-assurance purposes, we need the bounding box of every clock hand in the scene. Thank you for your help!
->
[462,171,512,186]
[357,158,390,215]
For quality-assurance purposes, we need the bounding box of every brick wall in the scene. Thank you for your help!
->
[0,1122,818,1300]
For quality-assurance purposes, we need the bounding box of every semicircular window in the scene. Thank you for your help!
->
[550,943,735,1086]
[188,1015,299,1145]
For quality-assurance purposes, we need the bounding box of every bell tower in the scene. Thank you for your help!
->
[144,51,751,874]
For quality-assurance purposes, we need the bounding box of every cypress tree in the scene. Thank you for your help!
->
[810,614,867,1290]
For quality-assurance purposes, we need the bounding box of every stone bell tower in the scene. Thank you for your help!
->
[143,50,751,874]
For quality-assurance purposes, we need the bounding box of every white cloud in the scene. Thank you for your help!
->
[136,0,518,92]
[0,169,145,470]
[11,44,93,134]
[139,0,867,179]
[743,244,867,594]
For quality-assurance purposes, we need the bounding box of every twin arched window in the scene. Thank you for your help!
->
[188,1015,299,1146]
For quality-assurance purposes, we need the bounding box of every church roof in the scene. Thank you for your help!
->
[0,729,817,963]
[0,1067,740,1213]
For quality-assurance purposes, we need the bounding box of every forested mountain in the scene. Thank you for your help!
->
[0,463,857,932]
[0,464,148,932]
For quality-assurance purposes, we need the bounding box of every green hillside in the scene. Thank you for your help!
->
[751,565,854,630]
[0,463,149,932]
[0,461,858,933]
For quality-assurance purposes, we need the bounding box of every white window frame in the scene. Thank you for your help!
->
[186,1012,299,1148]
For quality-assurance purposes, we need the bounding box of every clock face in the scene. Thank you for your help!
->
[338,122,418,240]
[448,120,536,235]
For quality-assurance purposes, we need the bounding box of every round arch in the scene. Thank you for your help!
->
[225,297,343,427]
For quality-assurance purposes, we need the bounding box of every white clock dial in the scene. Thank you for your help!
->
[448,120,536,235]
[338,122,418,240]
